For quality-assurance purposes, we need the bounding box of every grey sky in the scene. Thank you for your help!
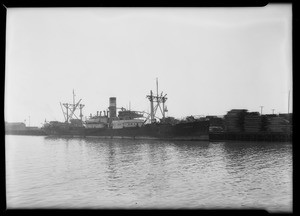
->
[5,5,292,127]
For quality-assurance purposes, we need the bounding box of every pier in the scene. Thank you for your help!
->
[209,132,292,142]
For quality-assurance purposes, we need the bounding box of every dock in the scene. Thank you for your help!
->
[209,132,292,142]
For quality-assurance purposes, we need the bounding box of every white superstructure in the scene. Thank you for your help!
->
[112,119,144,129]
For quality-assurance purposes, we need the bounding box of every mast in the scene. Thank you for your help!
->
[73,89,76,112]
[150,90,154,123]
[259,106,263,115]
[146,78,168,123]
[288,90,290,114]
[156,77,159,98]
[162,93,167,119]
[61,90,84,123]
[79,104,85,121]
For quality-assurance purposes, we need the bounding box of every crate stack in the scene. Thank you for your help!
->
[261,115,272,132]
[244,112,262,133]
[206,116,224,127]
[262,115,291,133]
[224,109,248,132]
[279,113,293,126]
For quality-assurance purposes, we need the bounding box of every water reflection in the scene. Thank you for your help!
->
[222,141,292,172]
[6,136,292,212]
[172,141,210,161]
[219,141,292,211]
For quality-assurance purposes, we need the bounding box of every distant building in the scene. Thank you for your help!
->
[5,122,26,131]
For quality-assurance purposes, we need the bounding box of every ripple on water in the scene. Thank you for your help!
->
[5,135,292,212]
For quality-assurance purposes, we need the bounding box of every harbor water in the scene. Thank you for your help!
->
[5,135,292,212]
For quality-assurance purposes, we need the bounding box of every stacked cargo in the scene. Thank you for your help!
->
[261,115,272,132]
[207,116,224,132]
[224,109,248,132]
[262,115,291,133]
[279,113,293,126]
[206,116,224,127]
[244,112,261,133]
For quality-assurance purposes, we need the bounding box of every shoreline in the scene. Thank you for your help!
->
[5,130,292,142]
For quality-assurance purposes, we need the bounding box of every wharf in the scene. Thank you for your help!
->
[5,129,47,136]
[209,132,292,142]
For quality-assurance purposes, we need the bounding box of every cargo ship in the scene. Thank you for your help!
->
[42,80,209,141]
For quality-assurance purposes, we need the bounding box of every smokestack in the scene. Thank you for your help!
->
[97,111,99,116]
[109,97,117,118]
[103,111,106,116]
[100,111,102,116]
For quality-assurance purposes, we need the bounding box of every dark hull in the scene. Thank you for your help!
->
[43,121,209,141]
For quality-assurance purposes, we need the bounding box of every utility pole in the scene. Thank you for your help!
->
[259,106,264,115]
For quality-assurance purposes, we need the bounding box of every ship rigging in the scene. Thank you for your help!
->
[146,78,168,123]
[60,90,85,124]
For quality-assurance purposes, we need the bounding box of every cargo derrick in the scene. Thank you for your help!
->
[146,78,168,124]
[60,90,85,125]
[42,90,85,135]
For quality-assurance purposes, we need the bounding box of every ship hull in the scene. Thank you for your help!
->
[43,121,209,141]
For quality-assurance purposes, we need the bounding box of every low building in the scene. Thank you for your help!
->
[5,122,26,131]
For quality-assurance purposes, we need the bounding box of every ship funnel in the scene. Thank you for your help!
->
[109,97,117,118]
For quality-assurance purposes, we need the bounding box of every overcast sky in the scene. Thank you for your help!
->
[5,4,292,127]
